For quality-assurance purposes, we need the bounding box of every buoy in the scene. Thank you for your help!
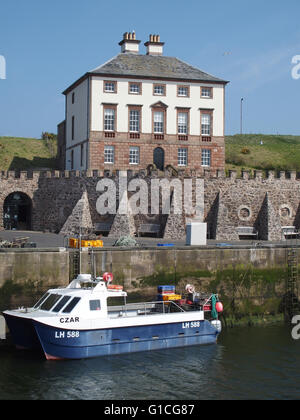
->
[186,284,195,294]
[215,302,224,313]
[103,272,114,284]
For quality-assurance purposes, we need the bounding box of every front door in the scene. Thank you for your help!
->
[153,147,165,171]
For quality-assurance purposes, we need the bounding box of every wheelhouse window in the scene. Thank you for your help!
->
[178,148,188,166]
[129,82,141,95]
[52,296,72,313]
[177,86,189,97]
[129,110,140,133]
[104,108,115,132]
[104,81,117,93]
[201,113,211,136]
[104,146,115,164]
[201,87,213,98]
[90,300,101,311]
[129,146,140,165]
[154,111,164,133]
[62,297,81,314]
[201,149,211,167]
[34,293,50,309]
[178,112,188,135]
[40,294,62,311]
[153,84,165,96]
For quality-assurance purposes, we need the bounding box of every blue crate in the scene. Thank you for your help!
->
[157,285,175,293]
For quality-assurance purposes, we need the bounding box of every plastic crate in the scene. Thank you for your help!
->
[157,285,175,293]
[163,294,182,302]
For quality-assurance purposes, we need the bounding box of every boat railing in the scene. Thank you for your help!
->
[111,300,186,318]
[202,294,219,308]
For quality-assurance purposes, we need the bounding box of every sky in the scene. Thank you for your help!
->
[0,0,300,138]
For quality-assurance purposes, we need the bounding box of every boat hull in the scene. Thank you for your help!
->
[3,313,41,351]
[33,319,219,360]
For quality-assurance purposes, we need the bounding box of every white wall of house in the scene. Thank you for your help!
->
[90,76,224,136]
[66,78,89,148]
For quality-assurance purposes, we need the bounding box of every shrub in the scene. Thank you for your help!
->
[241,148,251,155]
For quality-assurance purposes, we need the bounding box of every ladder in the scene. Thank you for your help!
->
[71,250,81,280]
[285,245,299,321]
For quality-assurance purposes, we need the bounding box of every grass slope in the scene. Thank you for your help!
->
[0,137,57,171]
[226,134,300,174]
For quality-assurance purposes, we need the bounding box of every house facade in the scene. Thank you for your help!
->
[58,32,228,172]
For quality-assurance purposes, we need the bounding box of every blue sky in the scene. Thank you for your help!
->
[0,0,300,138]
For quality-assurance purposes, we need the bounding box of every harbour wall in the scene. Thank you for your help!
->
[0,245,295,321]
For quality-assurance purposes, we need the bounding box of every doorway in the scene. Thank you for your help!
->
[3,192,32,230]
[153,147,165,171]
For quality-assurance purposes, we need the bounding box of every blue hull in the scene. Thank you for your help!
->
[33,320,219,360]
[3,313,42,351]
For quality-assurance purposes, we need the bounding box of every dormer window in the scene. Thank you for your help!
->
[104,81,117,93]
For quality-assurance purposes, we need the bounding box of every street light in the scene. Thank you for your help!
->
[240,98,244,135]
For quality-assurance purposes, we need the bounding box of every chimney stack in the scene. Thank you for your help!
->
[144,34,164,56]
[119,31,141,54]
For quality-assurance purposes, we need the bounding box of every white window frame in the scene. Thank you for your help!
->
[153,85,165,96]
[129,110,140,133]
[104,81,116,93]
[178,112,188,135]
[104,108,115,132]
[201,114,211,136]
[178,148,188,167]
[129,83,141,94]
[201,87,212,98]
[129,146,140,165]
[154,111,164,134]
[201,149,211,167]
[178,86,189,97]
[104,146,115,164]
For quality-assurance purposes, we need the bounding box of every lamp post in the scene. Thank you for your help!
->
[240,98,244,135]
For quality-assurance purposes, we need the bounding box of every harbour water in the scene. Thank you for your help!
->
[0,324,300,400]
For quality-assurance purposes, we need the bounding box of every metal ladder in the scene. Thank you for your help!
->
[285,242,299,321]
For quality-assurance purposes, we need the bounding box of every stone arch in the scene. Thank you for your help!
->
[3,192,32,230]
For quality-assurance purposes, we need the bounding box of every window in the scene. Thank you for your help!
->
[52,296,72,313]
[154,111,164,133]
[129,146,140,165]
[72,116,75,140]
[62,297,81,314]
[104,108,115,131]
[178,112,188,135]
[201,87,212,98]
[71,150,74,170]
[178,148,188,166]
[153,84,165,96]
[178,86,189,97]
[202,149,211,167]
[34,293,50,309]
[80,144,84,167]
[104,146,115,164]
[129,110,140,132]
[104,81,116,93]
[72,92,75,104]
[129,83,141,94]
[201,114,211,136]
[40,294,62,311]
[90,300,101,311]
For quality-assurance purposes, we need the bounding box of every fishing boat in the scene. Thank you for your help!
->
[2,273,223,360]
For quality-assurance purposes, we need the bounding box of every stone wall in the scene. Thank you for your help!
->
[0,169,300,240]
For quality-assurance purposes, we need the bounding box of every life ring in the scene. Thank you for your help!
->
[103,272,114,284]
[186,284,195,294]
[107,285,123,291]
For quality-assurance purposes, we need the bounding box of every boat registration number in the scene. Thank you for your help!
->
[182,321,201,329]
[55,331,80,339]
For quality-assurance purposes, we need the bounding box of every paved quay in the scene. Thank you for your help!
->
[0,230,298,249]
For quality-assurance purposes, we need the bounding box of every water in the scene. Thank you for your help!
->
[1,324,300,400]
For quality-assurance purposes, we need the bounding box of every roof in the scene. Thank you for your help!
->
[63,53,228,94]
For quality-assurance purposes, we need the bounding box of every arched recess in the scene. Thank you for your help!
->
[3,192,32,230]
[153,147,165,171]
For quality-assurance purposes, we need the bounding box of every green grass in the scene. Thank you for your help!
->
[0,136,58,171]
[226,134,300,175]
